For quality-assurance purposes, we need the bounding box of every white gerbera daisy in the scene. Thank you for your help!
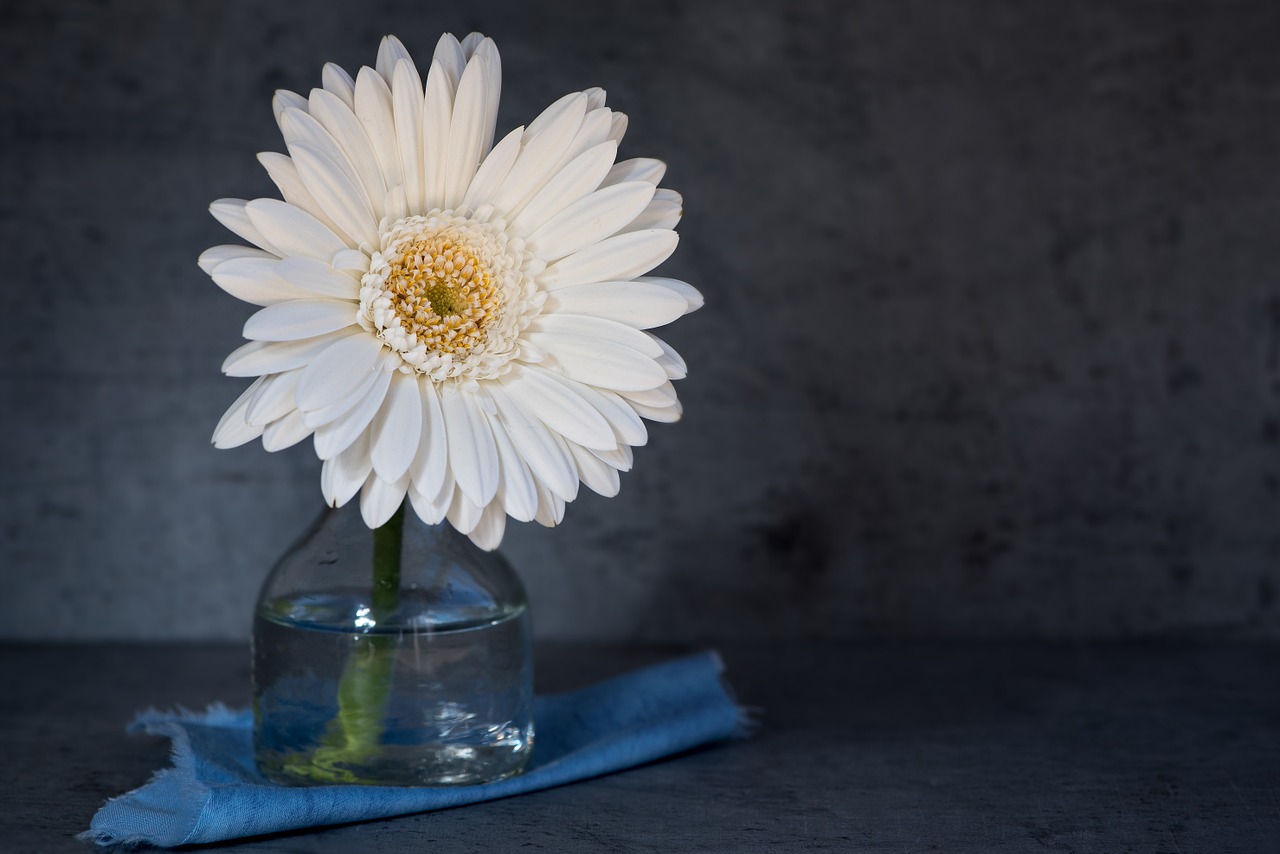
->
[203,33,701,550]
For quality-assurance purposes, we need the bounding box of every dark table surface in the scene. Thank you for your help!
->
[2,642,1277,853]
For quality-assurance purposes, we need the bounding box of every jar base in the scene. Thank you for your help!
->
[256,739,534,787]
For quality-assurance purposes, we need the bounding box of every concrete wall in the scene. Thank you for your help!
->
[3,0,1280,640]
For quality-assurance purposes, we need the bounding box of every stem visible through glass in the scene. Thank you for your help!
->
[282,502,405,784]
[372,501,405,618]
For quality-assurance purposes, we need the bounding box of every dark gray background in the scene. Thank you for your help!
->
[3,0,1280,641]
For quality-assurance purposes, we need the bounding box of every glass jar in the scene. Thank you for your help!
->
[251,503,534,786]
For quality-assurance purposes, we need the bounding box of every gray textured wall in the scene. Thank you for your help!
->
[3,1,1280,641]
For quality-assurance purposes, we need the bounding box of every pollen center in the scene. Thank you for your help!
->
[361,213,540,382]
[424,282,461,317]
[382,233,501,357]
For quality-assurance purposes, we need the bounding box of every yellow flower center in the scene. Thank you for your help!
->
[384,234,501,356]
[361,213,541,381]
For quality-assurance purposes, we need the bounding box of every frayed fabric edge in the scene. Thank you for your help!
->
[76,707,228,848]
[132,702,250,731]
[705,649,761,737]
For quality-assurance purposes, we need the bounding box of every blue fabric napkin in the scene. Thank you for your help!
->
[82,651,746,848]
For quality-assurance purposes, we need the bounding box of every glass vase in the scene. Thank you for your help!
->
[251,502,534,787]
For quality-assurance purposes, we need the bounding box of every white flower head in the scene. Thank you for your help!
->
[203,33,702,550]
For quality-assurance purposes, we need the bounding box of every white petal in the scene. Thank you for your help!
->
[544,281,688,329]
[408,483,448,526]
[243,299,356,342]
[568,441,621,497]
[559,108,616,171]
[539,229,678,290]
[212,417,265,450]
[301,366,378,428]
[360,471,410,528]
[210,199,281,257]
[619,189,682,233]
[279,108,375,209]
[637,276,703,314]
[246,369,300,426]
[376,35,414,82]
[354,67,403,193]
[210,257,314,306]
[508,141,617,239]
[212,379,266,448]
[440,382,500,506]
[583,86,607,111]
[307,88,388,220]
[370,372,422,483]
[295,333,385,411]
[409,381,449,506]
[333,249,371,273]
[498,364,616,451]
[262,409,312,452]
[275,256,359,299]
[529,181,655,260]
[221,340,271,376]
[383,184,409,222]
[245,199,349,260]
[461,126,523,211]
[222,332,359,377]
[601,157,666,188]
[648,332,688,379]
[487,411,538,522]
[312,367,393,459]
[529,313,664,357]
[467,500,507,551]
[446,489,484,535]
[489,92,587,216]
[619,380,679,408]
[527,331,667,392]
[321,431,372,507]
[392,59,425,215]
[628,398,683,423]
[322,62,356,107]
[487,382,578,501]
[443,52,492,209]
[198,244,275,275]
[410,466,454,526]
[273,89,309,124]
[256,153,345,236]
[524,91,585,140]
[508,107,610,209]
[593,443,634,472]
[421,58,454,211]
[533,480,565,527]
[609,112,628,143]
[540,372,648,446]
[470,38,501,160]
[550,433,581,502]
[289,142,379,250]
[431,33,467,83]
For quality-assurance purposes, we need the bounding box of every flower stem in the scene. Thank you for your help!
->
[372,502,405,618]
[283,503,406,784]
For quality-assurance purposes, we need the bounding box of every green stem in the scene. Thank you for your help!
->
[372,502,405,618]
[283,503,405,784]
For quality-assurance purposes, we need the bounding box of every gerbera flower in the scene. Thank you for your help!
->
[202,33,701,549]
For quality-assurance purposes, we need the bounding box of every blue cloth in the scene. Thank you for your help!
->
[82,652,745,848]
